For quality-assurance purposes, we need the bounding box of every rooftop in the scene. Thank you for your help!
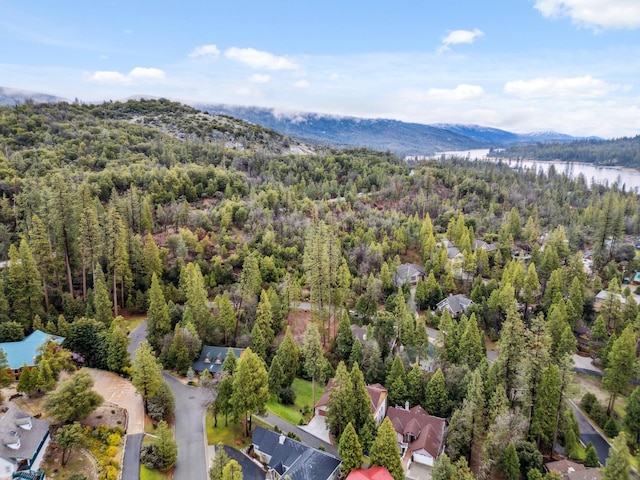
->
[0,330,65,370]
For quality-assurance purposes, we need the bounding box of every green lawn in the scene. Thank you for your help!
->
[140,465,171,480]
[206,410,270,448]
[266,378,325,425]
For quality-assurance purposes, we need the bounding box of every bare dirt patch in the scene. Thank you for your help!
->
[82,404,127,430]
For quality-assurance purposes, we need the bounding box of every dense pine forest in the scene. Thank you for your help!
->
[495,135,640,169]
[1,98,640,479]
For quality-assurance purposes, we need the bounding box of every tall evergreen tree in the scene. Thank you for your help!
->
[231,348,269,437]
[603,325,636,416]
[132,341,163,412]
[302,321,326,410]
[338,422,363,477]
[424,368,448,418]
[601,432,630,480]
[624,386,640,445]
[147,273,171,349]
[370,417,404,480]
[275,326,299,387]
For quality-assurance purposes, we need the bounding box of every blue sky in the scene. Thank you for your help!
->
[2,0,640,138]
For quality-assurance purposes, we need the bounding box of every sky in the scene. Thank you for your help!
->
[2,0,640,138]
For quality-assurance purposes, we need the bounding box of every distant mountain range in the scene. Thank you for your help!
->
[194,104,598,157]
[0,86,598,157]
[0,87,67,106]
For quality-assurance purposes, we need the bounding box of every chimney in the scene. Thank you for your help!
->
[405,401,410,411]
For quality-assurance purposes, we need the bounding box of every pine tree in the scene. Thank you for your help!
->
[275,326,299,387]
[584,442,599,467]
[601,433,630,480]
[215,292,236,345]
[254,290,275,349]
[250,323,267,361]
[268,356,285,396]
[147,273,171,349]
[209,444,231,480]
[624,386,640,445]
[424,368,448,417]
[370,417,404,480]
[530,364,560,452]
[349,338,364,369]
[458,313,485,369]
[350,363,374,433]
[106,317,131,375]
[336,312,354,362]
[338,422,363,477]
[231,348,269,437]
[303,321,326,410]
[93,265,113,326]
[154,420,178,472]
[499,442,520,480]
[132,342,163,412]
[327,362,353,438]
[221,460,242,480]
[407,364,424,408]
[142,233,162,288]
[603,325,636,416]
[44,370,103,422]
[17,365,36,396]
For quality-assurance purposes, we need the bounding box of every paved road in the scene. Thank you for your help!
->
[569,400,611,466]
[122,433,143,479]
[163,372,212,480]
[257,411,338,457]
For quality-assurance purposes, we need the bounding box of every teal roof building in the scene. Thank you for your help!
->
[0,330,65,370]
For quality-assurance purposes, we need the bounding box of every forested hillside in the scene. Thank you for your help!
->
[1,98,639,477]
[495,135,640,168]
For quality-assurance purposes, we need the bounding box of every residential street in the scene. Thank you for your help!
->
[127,320,212,480]
[163,372,211,480]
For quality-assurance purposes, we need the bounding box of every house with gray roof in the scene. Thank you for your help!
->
[0,330,65,379]
[0,406,50,479]
[251,426,341,480]
[436,294,473,317]
[394,263,426,287]
[191,346,244,375]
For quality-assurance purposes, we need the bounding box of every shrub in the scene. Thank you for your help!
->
[279,386,296,405]
[580,393,598,414]
[604,418,619,438]
[106,433,121,446]
[104,446,118,458]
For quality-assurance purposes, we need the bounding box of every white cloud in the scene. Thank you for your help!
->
[425,84,487,101]
[86,67,166,85]
[224,47,298,70]
[439,28,484,52]
[129,67,166,80]
[87,70,130,84]
[534,0,640,30]
[504,75,618,99]
[249,74,271,84]
[293,80,310,88]
[188,44,221,60]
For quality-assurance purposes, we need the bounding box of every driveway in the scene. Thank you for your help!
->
[569,400,611,465]
[257,412,338,457]
[163,372,212,480]
[299,414,331,443]
[86,368,145,434]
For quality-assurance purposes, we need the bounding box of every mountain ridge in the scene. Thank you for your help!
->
[0,86,597,157]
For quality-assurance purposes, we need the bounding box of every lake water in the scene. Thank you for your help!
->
[436,149,640,192]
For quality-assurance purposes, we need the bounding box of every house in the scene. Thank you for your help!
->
[594,290,627,310]
[315,380,388,426]
[386,405,446,468]
[346,467,394,480]
[0,406,50,479]
[191,346,244,375]
[351,325,396,352]
[436,294,473,317]
[251,426,341,480]
[545,459,600,480]
[473,239,497,252]
[0,330,65,380]
[394,264,426,287]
